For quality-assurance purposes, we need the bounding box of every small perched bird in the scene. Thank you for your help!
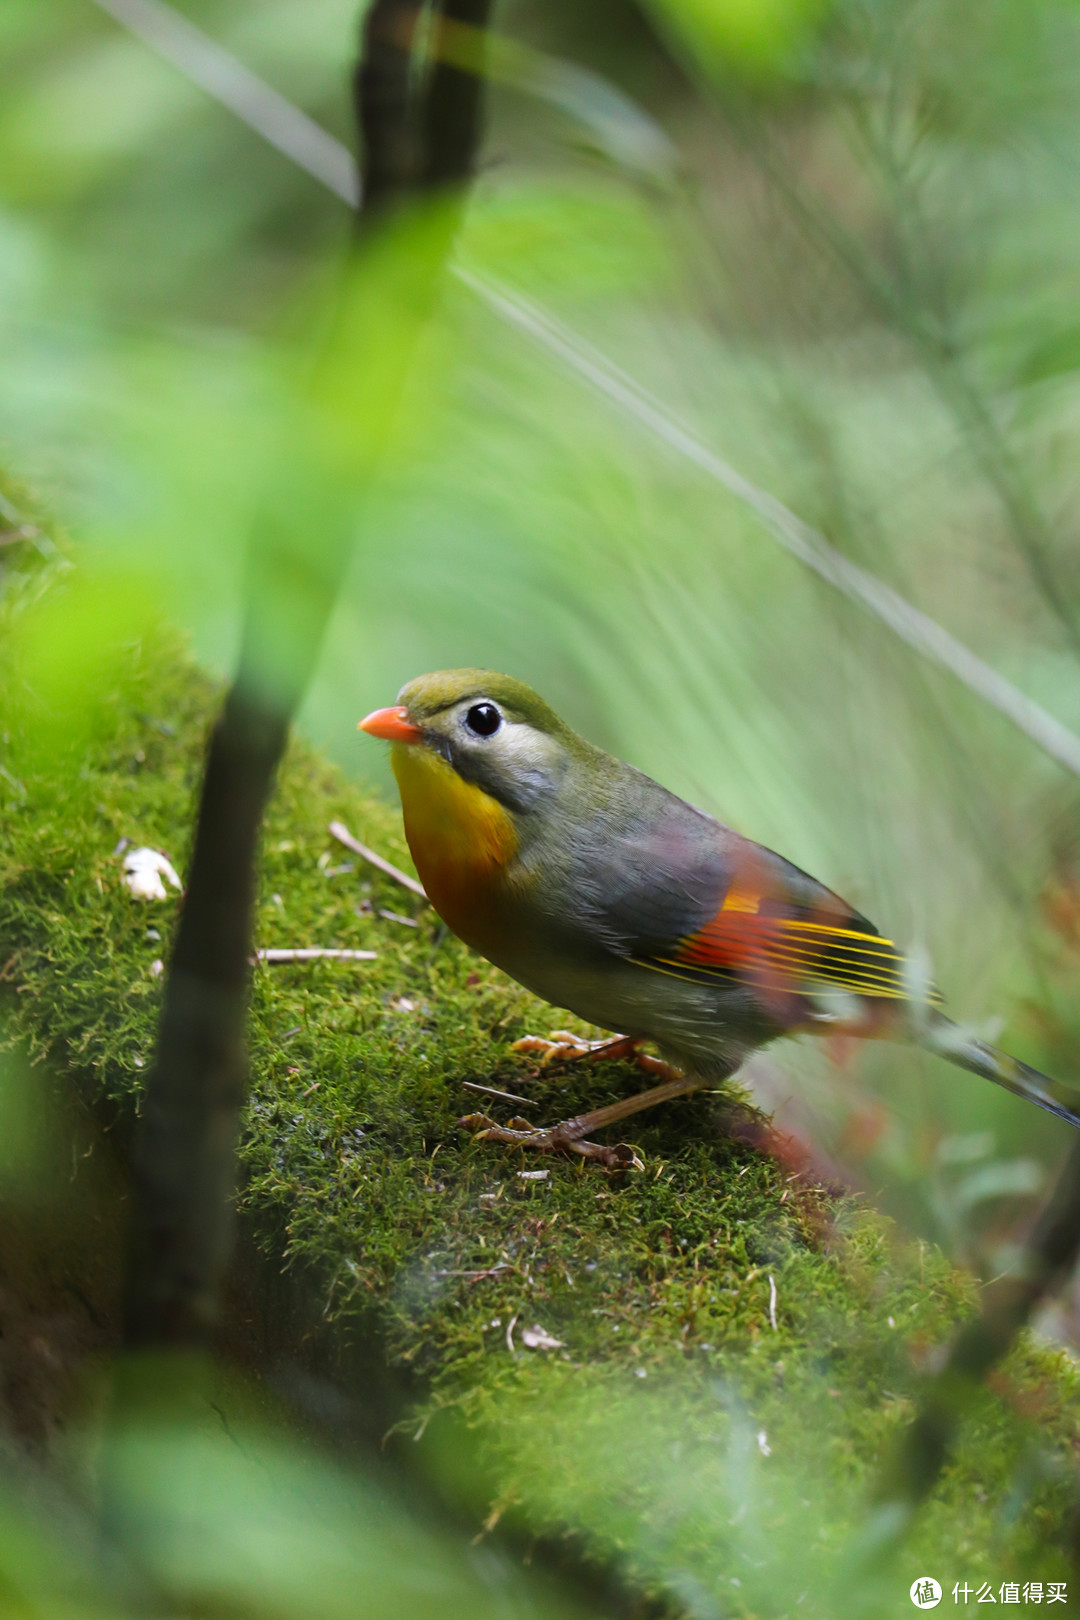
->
[360,669,1080,1164]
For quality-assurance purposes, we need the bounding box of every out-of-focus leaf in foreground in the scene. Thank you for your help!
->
[99,1362,585,1620]
[640,0,831,79]
[6,564,160,774]
[0,1362,588,1619]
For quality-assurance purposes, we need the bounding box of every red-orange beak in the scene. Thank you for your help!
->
[358,705,423,744]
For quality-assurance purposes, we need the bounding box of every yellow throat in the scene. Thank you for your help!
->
[391,742,518,942]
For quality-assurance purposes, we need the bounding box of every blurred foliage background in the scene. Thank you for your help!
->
[5,0,1080,1608]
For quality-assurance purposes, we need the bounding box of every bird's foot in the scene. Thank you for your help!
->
[512,1030,681,1083]
[457,1111,643,1171]
[512,1029,630,1065]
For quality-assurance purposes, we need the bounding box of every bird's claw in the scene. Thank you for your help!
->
[511,1031,640,1067]
[511,1030,681,1083]
[457,1111,642,1170]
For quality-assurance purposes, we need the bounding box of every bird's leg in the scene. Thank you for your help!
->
[512,1030,682,1084]
[458,1071,712,1169]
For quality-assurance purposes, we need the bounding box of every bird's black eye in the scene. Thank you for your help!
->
[464,703,501,738]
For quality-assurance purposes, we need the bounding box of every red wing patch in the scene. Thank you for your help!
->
[638,889,940,1006]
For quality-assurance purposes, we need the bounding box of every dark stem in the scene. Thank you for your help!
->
[122,0,492,1354]
[354,0,423,228]
[354,0,494,232]
[124,686,287,1345]
[422,0,494,190]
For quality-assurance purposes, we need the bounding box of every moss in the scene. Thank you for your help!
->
[1,611,1078,1615]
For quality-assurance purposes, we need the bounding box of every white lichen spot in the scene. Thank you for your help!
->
[122,848,182,901]
[521,1324,564,1351]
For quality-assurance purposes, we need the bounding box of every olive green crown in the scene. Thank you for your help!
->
[397,669,572,738]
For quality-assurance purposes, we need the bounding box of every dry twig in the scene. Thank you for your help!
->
[461,1080,538,1107]
[329,820,427,899]
[256,948,378,963]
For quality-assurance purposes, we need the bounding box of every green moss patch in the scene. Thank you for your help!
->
[1,600,1078,1616]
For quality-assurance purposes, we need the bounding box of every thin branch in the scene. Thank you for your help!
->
[461,1081,539,1107]
[328,819,428,898]
[256,948,378,963]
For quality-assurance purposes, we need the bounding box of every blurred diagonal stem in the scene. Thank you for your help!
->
[123,0,492,1349]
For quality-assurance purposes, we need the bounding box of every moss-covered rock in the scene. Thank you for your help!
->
[1,607,1078,1616]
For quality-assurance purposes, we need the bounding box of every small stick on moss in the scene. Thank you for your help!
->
[256,948,378,963]
[461,1081,538,1108]
[378,908,418,927]
[450,1264,512,1280]
[329,819,427,899]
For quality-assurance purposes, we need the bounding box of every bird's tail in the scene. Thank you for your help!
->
[919,1015,1080,1131]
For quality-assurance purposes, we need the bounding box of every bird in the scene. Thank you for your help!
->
[359,668,1080,1165]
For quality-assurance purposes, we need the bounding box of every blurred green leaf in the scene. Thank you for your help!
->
[640,0,831,79]
[4,564,161,773]
[462,180,671,296]
[102,1358,586,1620]
[952,1158,1045,1214]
